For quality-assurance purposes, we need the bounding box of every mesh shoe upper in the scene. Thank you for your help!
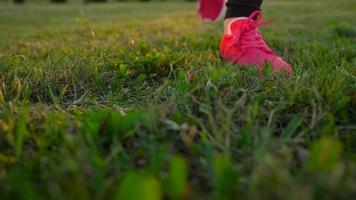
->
[220,11,292,74]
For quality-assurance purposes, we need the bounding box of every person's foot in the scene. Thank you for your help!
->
[220,11,292,74]
[198,0,225,21]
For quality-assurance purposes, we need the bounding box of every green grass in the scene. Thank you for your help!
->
[0,0,356,199]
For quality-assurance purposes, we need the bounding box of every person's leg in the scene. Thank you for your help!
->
[224,0,263,33]
[225,0,263,18]
[197,0,263,22]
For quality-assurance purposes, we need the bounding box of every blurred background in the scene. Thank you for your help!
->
[1,0,197,3]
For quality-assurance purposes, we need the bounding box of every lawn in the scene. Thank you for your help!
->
[0,0,356,199]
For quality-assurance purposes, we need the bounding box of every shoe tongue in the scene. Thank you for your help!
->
[228,17,250,33]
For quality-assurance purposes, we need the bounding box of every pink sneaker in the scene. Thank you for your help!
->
[220,11,292,74]
[198,0,225,21]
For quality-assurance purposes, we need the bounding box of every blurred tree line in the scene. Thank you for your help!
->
[0,0,196,4]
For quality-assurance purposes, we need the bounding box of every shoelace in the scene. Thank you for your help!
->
[228,11,274,55]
